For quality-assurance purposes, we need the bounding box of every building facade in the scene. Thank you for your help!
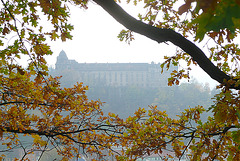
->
[53,50,177,87]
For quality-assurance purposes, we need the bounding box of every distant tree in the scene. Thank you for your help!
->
[153,80,212,118]
[87,86,158,118]
[85,82,212,119]
[0,0,240,161]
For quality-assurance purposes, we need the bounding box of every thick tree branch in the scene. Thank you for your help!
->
[93,0,239,90]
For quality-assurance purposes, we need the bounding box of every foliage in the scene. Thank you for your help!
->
[0,72,125,160]
[122,0,240,84]
[115,0,240,160]
[0,0,240,161]
[153,81,212,118]
[85,81,213,119]
[0,0,123,160]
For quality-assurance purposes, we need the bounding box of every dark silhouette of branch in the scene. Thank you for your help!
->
[93,0,239,90]
[0,101,52,106]
[205,125,237,136]
[179,130,195,160]
[2,124,123,138]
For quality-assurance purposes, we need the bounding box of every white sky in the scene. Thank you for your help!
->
[46,1,218,89]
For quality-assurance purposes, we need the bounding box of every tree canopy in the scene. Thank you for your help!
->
[0,0,240,160]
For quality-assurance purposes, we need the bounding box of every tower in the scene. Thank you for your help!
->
[55,50,69,70]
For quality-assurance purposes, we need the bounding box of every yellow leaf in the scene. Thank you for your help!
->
[179,141,185,146]
[32,134,41,142]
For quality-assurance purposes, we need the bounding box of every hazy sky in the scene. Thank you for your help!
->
[46,1,218,88]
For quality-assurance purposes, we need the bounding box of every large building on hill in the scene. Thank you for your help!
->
[53,50,177,87]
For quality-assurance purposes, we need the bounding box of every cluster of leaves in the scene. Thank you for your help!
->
[117,29,135,44]
[114,105,239,160]
[0,72,127,160]
[0,71,126,160]
[115,0,240,160]
[0,0,125,160]
[0,0,91,77]
[0,0,75,72]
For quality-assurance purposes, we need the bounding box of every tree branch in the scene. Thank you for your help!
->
[92,0,239,90]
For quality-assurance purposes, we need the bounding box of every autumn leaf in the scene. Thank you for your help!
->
[178,0,193,15]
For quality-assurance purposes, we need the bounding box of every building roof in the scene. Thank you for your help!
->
[55,51,162,72]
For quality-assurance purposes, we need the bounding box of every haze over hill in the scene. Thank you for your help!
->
[49,51,216,119]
